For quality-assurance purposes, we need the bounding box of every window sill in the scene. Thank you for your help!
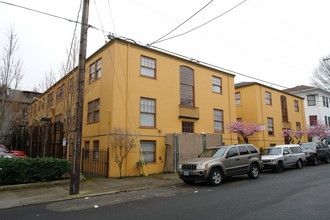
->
[139,126,156,129]
[87,121,100,125]
[140,75,156,79]
[89,77,101,84]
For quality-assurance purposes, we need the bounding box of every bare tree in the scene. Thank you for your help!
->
[34,69,57,156]
[0,26,24,143]
[312,56,330,92]
[110,128,136,178]
[57,37,79,159]
[37,68,57,93]
[0,26,23,89]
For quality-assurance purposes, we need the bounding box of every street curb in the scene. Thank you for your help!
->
[0,174,86,191]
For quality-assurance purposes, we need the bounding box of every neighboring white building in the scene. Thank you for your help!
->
[283,85,330,142]
[283,85,330,126]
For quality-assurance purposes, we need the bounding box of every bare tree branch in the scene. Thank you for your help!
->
[312,56,330,92]
[0,26,24,143]
[110,127,136,178]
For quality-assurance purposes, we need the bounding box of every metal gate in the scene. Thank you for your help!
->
[81,148,109,178]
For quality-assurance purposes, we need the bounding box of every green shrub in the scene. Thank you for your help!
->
[0,157,71,184]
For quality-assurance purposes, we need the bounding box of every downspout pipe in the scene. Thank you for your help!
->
[173,133,178,172]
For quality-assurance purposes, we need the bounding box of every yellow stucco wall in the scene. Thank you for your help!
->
[89,40,238,177]
[30,39,238,178]
[235,83,307,149]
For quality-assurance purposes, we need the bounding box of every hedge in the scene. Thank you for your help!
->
[0,157,71,184]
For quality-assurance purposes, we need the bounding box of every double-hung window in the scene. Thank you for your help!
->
[212,76,222,93]
[307,95,316,106]
[235,92,241,105]
[140,97,156,127]
[267,117,274,136]
[182,121,194,133]
[140,141,156,163]
[87,99,100,123]
[265,92,272,105]
[89,58,102,83]
[84,141,90,160]
[214,109,223,132]
[141,56,156,78]
[47,92,54,108]
[56,84,64,102]
[309,115,317,126]
[93,140,99,160]
[323,96,329,107]
[294,100,299,112]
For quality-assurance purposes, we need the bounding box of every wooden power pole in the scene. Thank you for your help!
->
[70,0,90,195]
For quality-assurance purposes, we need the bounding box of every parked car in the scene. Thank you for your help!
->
[178,144,263,186]
[300,142,330,165]
[261,145,306,173]
[0,152,18,158]
[0,144,28,158]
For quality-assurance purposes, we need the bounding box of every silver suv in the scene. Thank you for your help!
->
[261,145,306,172]
[178,144,263,186]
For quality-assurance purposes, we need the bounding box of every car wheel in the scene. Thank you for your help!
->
[275,162,284,173]
[324,156,330,164]
[312,156,318,166]
[296,159,302,169]
[208,168,223,186]
[183,180,194,185]
[248,163,260,179]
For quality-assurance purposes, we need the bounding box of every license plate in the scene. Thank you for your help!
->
[183,171,189,176]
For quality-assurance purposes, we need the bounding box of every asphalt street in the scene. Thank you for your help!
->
[1,164,330,220]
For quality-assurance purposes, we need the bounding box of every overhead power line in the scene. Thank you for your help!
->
[64,0,83,74]
[150,0,214,46]
[0,0,95,28]
[1,0,292,90]
[149,44,289,89]
[153,0,248,44]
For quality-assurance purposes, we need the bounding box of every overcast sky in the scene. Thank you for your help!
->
[1,0,330,91]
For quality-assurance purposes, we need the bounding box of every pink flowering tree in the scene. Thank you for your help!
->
[305,121,330,142]
[282,128,304,144]
[226,121,261,143]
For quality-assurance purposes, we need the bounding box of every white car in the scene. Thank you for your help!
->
[261,144,306,173]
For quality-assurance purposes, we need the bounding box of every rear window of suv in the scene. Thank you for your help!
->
[247,145,258,154]
[289,146,302,153]
[301,143,314,149]
[238,146,249,155]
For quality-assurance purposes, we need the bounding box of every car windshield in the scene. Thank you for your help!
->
[263,148,282,155]
[199,148,227,158]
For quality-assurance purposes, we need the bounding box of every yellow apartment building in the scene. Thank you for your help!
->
[235,82,307,149]
[29,38,238,177]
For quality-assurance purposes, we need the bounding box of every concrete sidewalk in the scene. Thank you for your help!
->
[0,173,182,210]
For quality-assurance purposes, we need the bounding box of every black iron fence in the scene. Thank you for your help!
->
[81,148,109,178]
[9,122,68,159]
[10,123,109,178]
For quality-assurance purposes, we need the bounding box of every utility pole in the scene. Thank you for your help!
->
[70,0,90,195]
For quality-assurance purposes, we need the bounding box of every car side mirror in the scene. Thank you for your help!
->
[283,151,289,155]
